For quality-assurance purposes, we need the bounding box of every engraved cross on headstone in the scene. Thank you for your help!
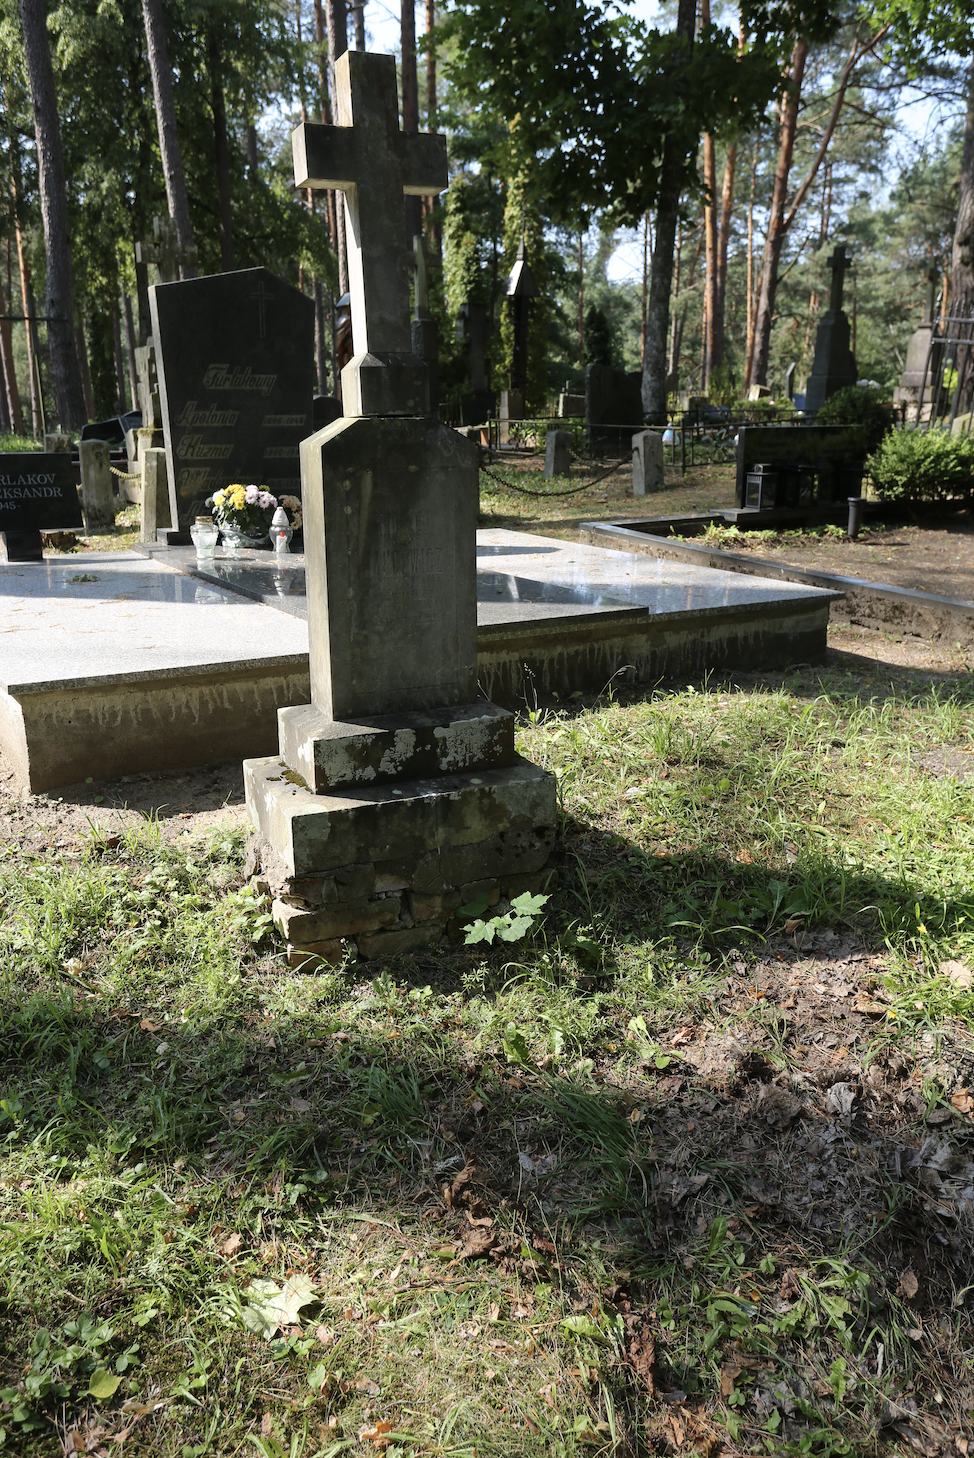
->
[828,243,853,314]
[292,51,447,360]
[251,278,274,339]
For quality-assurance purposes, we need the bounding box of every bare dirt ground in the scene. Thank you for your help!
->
[722,513,974,603]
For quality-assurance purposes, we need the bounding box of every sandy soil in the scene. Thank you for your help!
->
[727,513,974,602]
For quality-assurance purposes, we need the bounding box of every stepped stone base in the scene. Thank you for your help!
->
[244,751,557,965]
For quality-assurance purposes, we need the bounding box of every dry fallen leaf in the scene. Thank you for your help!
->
[951,1089,974,1116]
[354,1377,381,1397]
[780,1268,801,1303]
[628,1324,656,1394]
[784,916,804,934]
[757,1084,803,1129]
[359,1420,393,1449]
[315,1325,335,1345]
[897,1270,920,1300]
[218,1232,242,1258]
[457,1227,498,1260]
[940,959,973,990]
[290,1098,312,1113]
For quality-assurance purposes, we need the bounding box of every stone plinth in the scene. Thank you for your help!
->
[246,753,556,964]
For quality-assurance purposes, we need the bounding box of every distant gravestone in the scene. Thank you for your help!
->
[544,430,571,478]
[804,245,857,414]
[0,453,83,561]
[150,266,315,534]
[586,364,643,444]
[632,430,664,496]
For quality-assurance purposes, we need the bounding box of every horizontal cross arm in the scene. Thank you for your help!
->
[292,123,361,191]
[402,132,448,195]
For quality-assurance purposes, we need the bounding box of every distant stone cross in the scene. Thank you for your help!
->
[135,215,198,284]
[828,244,853,314]
[251,278,274,339]
[292,51,447,356]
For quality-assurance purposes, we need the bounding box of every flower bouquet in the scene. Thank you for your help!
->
[206,485,302,549]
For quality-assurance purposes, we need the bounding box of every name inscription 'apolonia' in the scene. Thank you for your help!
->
[175,401,240,429]
[202,364,278,396]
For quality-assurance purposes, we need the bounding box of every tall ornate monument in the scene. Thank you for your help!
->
[243,53,557,964]
[804,244,858,414]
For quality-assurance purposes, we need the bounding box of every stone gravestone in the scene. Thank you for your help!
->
[632,430,664,496]
[456,300,493,424]
[544,429,571,478]
[150,267,315,537]
[894,272,941,422]
[586,363,643,447]
[243,51,556,966]
[0,454,83,561]
[804,244,858,414]
[79,439,115,529]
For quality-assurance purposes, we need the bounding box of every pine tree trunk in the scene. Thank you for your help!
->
[122,292,138,409]
[952,57,974,412]
[75,320,95,417]
[0,271,24,434]
[324,0,349,294]
[19,0,88,429]
[401,0,422,242]
[351,0,365,48]
[747,38,808,390]
[702,131,717,389]
[140,0,197,276]
[209,31,234,271]
[642,0,696,424]
[713,140,736,378]
[10,149,43,435]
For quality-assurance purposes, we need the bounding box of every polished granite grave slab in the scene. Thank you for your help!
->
[2,532,840,790]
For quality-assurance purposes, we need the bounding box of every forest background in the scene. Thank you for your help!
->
[0,0,970,433]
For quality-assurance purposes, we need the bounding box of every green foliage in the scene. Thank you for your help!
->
[0,1316,139,1439]
[583,304,613,367]
[866,426,974,502]
[817,383,894,450]
[461,891,549,945]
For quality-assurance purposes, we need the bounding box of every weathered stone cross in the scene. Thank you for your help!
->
[827,243,853,314]
[292,51,447,360]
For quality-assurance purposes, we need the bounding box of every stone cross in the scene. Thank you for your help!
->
[135,216,199,346]
[827,244,852,314]
[292,51,447,359]
[136,215,199,286]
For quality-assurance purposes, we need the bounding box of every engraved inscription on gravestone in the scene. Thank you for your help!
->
[149,267,315,531]
[0,455,83,531]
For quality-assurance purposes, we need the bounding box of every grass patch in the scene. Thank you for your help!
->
[1,671,973,1455]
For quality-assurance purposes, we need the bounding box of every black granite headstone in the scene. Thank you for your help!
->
[0,453,83,561]
[735,424,868,508]
[586,364,644,443]
[150,267,315,532]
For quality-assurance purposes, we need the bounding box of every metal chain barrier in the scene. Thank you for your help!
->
[480,458,628,499]
[110,465,141,482]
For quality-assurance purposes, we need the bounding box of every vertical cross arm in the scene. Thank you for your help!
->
[292,123,361,191]
[401,133,448,196]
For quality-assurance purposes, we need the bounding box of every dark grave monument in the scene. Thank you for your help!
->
[0,454,83,561]
[456,301,493,424]
[501,239,538,424]
[150,266,315,536]
[804,244,858,414]
[586,363,643,446]
[734,423,868,510]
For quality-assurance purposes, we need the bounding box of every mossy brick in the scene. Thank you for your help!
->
[273,895,400,941]
[356,925,444,959]
[333,862,375,900]
[408,889,462,922]
[287,939,345,968]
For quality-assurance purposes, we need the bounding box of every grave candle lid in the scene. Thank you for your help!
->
[195,514,214,524]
